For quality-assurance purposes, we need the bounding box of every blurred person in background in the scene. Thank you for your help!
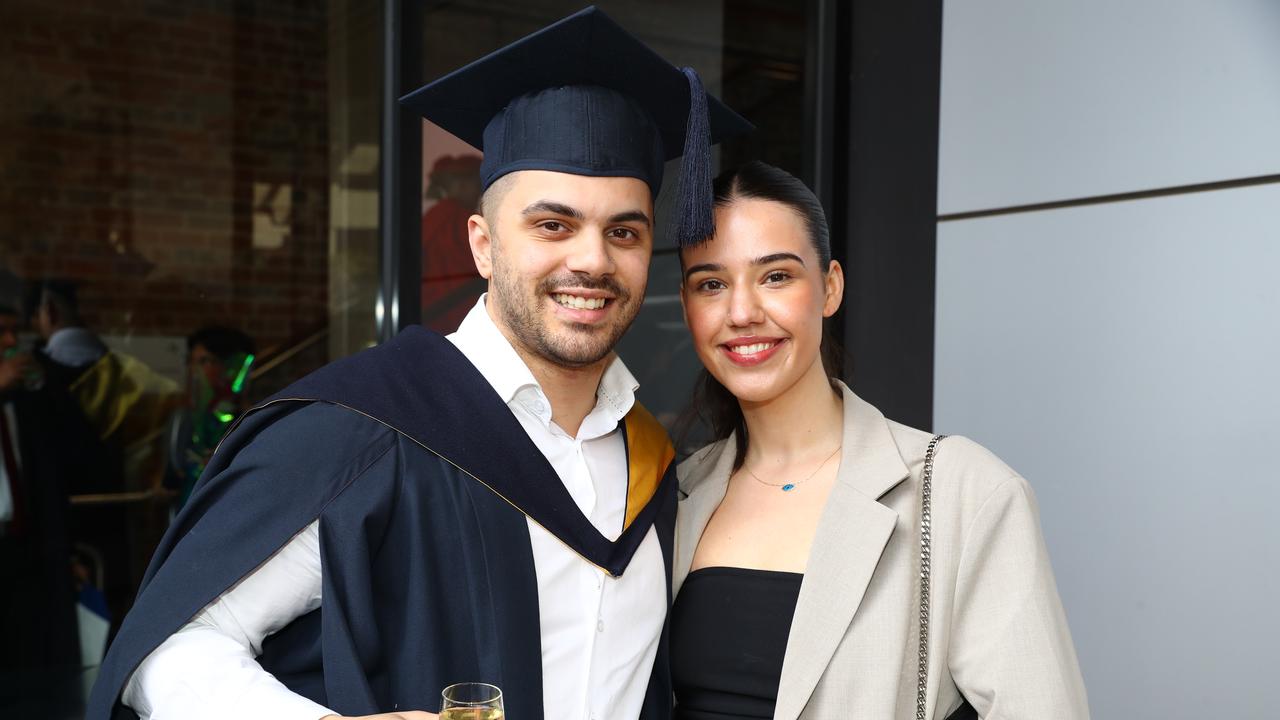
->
[421,154,485,332]
[28,278,179,637]
[0,304,39,392]
[29,279,179,467]
[165,326,256,512]
[30,279,107,390]
[0,303,81,675]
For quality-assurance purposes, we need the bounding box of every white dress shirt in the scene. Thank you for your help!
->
[124,296,667,720]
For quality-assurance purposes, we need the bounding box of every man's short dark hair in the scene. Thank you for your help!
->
[479,172,516,223]
[188,325,256,362]
[29,278,83,324]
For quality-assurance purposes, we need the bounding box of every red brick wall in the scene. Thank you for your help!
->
[0,0,332,368]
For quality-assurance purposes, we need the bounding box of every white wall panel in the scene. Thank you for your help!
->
[938,0,1280,215]
[934,184,1280,718]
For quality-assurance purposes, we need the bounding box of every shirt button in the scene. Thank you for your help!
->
[531,399,545,413]
[597,618,605,633]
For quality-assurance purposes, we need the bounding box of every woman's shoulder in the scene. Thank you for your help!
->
[884,419,1026,502]
[676,437,734,494]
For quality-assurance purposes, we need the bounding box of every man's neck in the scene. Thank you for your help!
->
[525,354,608,438]
[484,303,607,439]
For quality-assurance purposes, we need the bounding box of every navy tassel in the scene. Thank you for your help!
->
[673,67,715,247]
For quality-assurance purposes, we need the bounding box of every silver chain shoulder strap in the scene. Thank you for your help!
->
[916,434,947,720]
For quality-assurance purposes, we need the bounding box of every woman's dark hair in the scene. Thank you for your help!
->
[677,161,845,470]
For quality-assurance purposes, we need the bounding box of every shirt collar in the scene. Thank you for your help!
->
[446,295,639,430]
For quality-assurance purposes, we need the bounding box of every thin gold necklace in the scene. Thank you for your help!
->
[745,444,842,492]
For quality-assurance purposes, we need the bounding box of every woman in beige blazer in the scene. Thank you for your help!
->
[669,162,1088,720]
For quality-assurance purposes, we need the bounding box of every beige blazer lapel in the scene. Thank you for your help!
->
[774,383,911,720]
[674,437,736,596]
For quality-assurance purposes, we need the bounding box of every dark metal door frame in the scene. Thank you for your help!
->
[378,0,423,342]
[839,0,943,430]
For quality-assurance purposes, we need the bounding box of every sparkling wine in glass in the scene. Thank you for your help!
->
[440,682,504,720]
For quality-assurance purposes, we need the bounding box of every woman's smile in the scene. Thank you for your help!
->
[720,336,787,366]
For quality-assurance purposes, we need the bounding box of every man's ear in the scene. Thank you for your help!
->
[467,214,494,279]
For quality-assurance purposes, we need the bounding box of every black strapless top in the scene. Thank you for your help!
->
[671,566,804,720]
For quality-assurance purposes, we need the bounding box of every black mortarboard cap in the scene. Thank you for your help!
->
[399,6,753,247]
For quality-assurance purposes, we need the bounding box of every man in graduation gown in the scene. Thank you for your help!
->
[86,7,750,720]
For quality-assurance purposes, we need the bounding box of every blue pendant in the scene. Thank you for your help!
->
[782,484,796,492]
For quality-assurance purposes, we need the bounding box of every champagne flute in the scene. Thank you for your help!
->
[440,682,504,720]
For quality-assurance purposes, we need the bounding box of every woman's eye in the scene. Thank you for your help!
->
[697,279,725,292]
[765,271,790,284]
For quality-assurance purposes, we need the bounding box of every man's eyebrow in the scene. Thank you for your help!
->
[608,210,652,227]
[522,200,584,219]
[683,262,725,280]
[754,252,805,267]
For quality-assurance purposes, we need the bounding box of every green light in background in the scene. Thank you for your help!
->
[231,354,255,394]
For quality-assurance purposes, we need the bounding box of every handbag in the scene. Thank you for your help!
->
[917,435,979,720]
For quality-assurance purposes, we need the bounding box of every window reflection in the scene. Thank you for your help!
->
[0,0,808,714]
[420,149,484,333]
[0,0,381,713]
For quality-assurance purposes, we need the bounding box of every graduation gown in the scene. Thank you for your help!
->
[86,326,678,720]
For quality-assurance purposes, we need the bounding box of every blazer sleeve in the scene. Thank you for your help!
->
[947,476,1090,719]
